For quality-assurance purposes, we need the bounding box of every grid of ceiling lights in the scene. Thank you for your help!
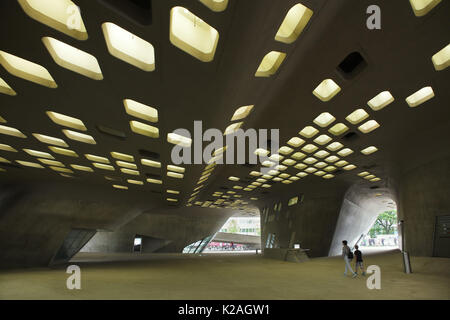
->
[0,0,448,208]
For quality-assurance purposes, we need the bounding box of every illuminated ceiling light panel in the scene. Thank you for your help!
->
[38,159,65,167]
[261,184,271,188]
[314,150,329,159]
[282,159,296,166]
[305,167,317,174]
[344,164,356,171]
[289,176,300,181]
[337,148,353,157]
[313,134,332,146]
[409,0,442,17]
[0,144,17,152]
[361,146,378,155]
[49,166,73,173]
[255,51,286,77]
[313,79,341,102]
[93,163,114,171]
[167,133,192,147]
[314,162,327,169]
[62,129,96,144]
[47,111,86,131]
[287,137,305,148]
[213,146,227,156]
[116,161,137,169]
[23,148,54,159]
[297,172,308,178]
[167,172,183,179]
[167,198,178,203]
[324,166,336,172]
[250,171,262,176]
[406,86,435,107]
[85,154,109,164]
[432,44,450,71]
[224,122,243,135]
[140,159,161,169]
[301,144,318,154]
[274,165,287,171]
[233,186,243,190]
[335,160,348,167]
[323,174,335,179]
[0,50,57,88]
[42,37,102,80]
[304,157,318,165]
[0,157,11,164]
[294,163,307,170]
[113,185,128,190]
[228,176,240,181]
[314,171,326,177]
[0,116,6,123]
[18,0,87,40]
[49,146,78,157]
[262,160,275,167]
[370,177,381,182]
[272,177,283,182]
[291,152,306,160]
[0,125,26,138]
[325,156,339,163]
[71,164,93,172]
[346,109,369,125]
[170,7,219,62]
[358,120,380,134]
[275,3,313,44]
[327,142,343,152]
[231,105,254,121]
[282,180,293,184]
[0,77,16,96]
[328,123,349,136]
[256,178,267,183]
[313,112,336,128]
[367,91,394,111]
[168,165,185,173]
[124,99,158,123]
[279,173,290,179]
[121,168,139,176]
[269,154,284,162]
[254,148,269,157]
[299,126,319,138]
[102,22,155,72]
[32,133,68,147]
[16,160,44,168]
[130,121,159,138]
[147,178,162,184]
[358,171,370,177]
[278,146,294,155]
[364,175,376,180]
[199,0,228,12]
[111,152,134,162]
[128,179,144,185]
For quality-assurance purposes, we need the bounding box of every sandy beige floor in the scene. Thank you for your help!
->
[0,250,448,300]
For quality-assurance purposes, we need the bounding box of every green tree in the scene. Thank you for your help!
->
[227,219,239,233]
[370,211,397,236]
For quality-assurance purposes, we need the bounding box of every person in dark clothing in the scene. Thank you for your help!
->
[354,245,365,276]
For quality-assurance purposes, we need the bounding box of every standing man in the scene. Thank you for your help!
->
[342,240,357,278]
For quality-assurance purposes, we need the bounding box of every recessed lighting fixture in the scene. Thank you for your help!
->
[147,178,163,184]
[291,152,306,160]
[167,198,178,202]
[130,121,159,138]
[299,126,319,138]
[16,160,44,168]
[124,99,158,123]
[0,157,11,164]
[168,165,185,173]
[279,173,290,179]
[314,171,326,176]
[361,146,378,155]
[85,154,109,164]
[432,44,449,71]
[406,86,435,107]
[344,164,356,171]
[314,134,332,145]
[323,174,335,179]
[254,148,270,157]
[33,133,68,147]
[275,3,313,44]
[272,177,283,182]
[262,160,276,167]
[47,111,86,131]
[0,144,17,152]
[364,175,376,180]
[116,161,137,169]
[127,179,144,185]
[228,176,240,181]
[287,137,305,148]
[93,163,115,171]
[297,172,308,177]
[224,122,243,135]
[289,176,300,181]
[141,158,161,168]
[250,171,262,176]
[346,109,369,125]
[282,180,293,184]
[167,172,183,179]
[409,0,442,17]
[313,112,336,128]
[0,50,57,88]
[278,146,294,155]
[304,157,317,165]
[170,7,219,62]
[274,165,287,171]
[282,159,296,166]
[314,162,327,169]
[269,154,284,162]
[358,120,380,134]
[113,185,128,190]
[255,51,286,77]
[62,129,96,144]
[71,164,93,172]
[325,156,339,163]
[314,150,330,159]
[327,142,343,152]
[199,0,228,12]
[49,146,78,157]
[231,105,254,121]
[0,124,26,138]
[313,79,341,102]
[111,152,134,162]
[337,148,353,157]
[370,177,381,182]
[0,77,16,96]
[335,160,348,167]
[167,133,192,147]
[23,149,55,159]
[102,22,155,71]
[49,166,73,173]
[256,178,267,183]
[42,37,103,80]
[295,163,307,170]
[358,171,370,177]
[301,144,318,154]
[121,168,139,176]
[367,91,394,111]
[305,167,317,173]
[233,185,243,190]
[328,123,349,136]
[0,116,6,123]
[324,166,336,172]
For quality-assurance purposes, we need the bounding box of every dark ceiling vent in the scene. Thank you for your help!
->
[342,131,359,141]
[98,0,152,26]
[96,125,127,140]
[146,173,161,179]
[370,186,380,189]
[337,51,367,80]
[138,149,160,159]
